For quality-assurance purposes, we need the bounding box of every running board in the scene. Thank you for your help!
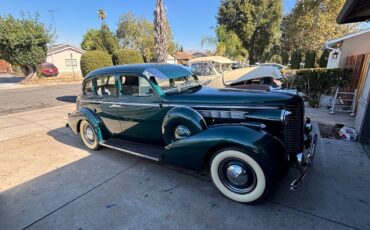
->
[100,138,164,161]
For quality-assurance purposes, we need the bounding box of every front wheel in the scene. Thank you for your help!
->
[79,120,100,150]
[209,148,272,203]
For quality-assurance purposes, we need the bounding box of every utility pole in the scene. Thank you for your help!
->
[48,9,58,45]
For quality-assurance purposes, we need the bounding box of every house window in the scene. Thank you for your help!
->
[65,59,77,66]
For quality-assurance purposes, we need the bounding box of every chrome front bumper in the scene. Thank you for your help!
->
[290,134,318,191]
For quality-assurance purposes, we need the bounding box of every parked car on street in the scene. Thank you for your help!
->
[67,64,317,203]
[37,63,59,77]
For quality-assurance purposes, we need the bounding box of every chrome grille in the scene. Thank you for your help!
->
[284,103,304,159]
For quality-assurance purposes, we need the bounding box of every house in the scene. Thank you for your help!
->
[191,51,209,58]
[333,0,370,145]
[325,28,370,68]
[173,52,193,65]
[46,44,85,76]
[166,54,177,64]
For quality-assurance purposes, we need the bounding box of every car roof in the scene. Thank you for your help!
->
[188,56,236,64]
[85,63,193,80]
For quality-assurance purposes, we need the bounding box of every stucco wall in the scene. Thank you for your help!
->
[338,32,370,67]
[46,49,83,73]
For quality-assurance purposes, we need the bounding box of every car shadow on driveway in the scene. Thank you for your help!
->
[56,96,77,103]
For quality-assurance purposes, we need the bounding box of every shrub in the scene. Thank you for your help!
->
[80,51,112,77]
[290,50,302,69]
[112,49,144,65]
[319,50,330,67]
[304,51,316,68]
[282,68,353,107]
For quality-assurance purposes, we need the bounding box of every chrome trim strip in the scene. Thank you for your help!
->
[100,142,160,161]
[80,100,279,110]
[163,104,279,110]
[80,100,160,107]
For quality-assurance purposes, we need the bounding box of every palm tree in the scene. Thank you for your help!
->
[98,9,106,22]
[153,0,167,63]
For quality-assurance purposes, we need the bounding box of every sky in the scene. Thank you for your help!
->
[0,0,296,50]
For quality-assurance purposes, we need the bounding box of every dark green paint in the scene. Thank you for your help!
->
[68,64,303,172]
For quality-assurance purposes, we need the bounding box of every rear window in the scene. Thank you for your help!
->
[41,63,56,68]
[83,80,93,97]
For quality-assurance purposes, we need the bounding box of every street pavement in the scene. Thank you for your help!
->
[0,83,80,115]
[0,103,369,230]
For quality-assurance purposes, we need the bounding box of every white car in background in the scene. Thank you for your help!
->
[187,56,296,94]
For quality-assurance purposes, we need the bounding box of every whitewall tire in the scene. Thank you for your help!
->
[210,149,270,203]
[79,120,100,150]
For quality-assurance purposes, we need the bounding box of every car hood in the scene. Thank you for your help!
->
[163,87,300,107]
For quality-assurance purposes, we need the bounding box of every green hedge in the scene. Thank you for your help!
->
[112,49,144,65]
[282,68,353,107]
[80,51,112,77]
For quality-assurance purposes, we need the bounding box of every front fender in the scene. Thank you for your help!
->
[164,125,287,172]
[67,107,105,141]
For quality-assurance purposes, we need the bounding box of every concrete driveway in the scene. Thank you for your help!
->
[0,105,369,230]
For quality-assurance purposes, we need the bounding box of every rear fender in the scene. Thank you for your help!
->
[164,125,287,173]
[68,108,104,142]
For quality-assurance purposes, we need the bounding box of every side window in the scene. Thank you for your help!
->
[83,80,93,97]
[95,75,117,97]
[120,75,155,96]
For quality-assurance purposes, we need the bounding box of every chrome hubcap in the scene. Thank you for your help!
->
[83,123,95,144]
[226,164,248,186]
[86,126,94,141]
[218,158,257,194]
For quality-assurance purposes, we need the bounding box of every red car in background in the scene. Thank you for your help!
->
[37,63,59,77]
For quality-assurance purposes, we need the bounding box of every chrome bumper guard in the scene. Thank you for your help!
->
[290,134,318,191]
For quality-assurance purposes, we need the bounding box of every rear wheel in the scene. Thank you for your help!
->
[209,148,272,203]
[79,120,100,150]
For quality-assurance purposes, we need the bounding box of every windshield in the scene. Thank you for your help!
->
[211,61,233,73]
[152,75,201,94]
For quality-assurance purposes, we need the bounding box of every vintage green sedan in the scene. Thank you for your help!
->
[67,63,317,203]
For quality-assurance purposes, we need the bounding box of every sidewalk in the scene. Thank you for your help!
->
[0,105,369,229]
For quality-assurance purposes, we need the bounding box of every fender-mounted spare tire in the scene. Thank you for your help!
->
[162,107,207,145]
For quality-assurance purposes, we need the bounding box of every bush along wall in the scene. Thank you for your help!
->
[80,51,112,77]
[112,49,144,65]
[282,68,353,107]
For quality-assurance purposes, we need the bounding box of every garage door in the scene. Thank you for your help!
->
[359,63,370,144]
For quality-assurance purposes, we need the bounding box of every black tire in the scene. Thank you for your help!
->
[209,147,273,203]
[79,120,100,150]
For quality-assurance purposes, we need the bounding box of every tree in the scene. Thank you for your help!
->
[117,13,155,62]
[81,25,118,55]
[282,0,358,53]
[153,0,168,63]
[305,50,317,68]
[319,50,330,67]
[201,25,247,60]
[117,12,177,62]
[291,50,302,69]
[98,9,106,21]
[81,29,100,51]
[0,14,52,79]
[217,0,282,64]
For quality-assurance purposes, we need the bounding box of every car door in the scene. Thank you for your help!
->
[92,74,122,136]
[117,73,166,144]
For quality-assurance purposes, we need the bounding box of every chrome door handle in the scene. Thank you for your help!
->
[109,104,123,108]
